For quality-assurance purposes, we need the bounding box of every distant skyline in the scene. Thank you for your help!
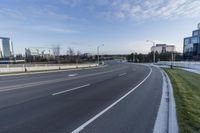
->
[0,0,200,55]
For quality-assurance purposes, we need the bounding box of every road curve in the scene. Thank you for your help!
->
[0,61,163,133]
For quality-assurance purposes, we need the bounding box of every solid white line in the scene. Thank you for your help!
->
[52,84,90,96]
[71,67,152,133]
[118,73,127,77]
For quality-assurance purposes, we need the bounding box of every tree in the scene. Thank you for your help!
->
[52,45,61,63]
[67,47,75,63]
[67,47,74,56]
[52,45,60,56]
[76,50,81,65]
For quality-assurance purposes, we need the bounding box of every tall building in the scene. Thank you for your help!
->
[0,37,14,59]
[183,23,200,60]
[151,44,175,54]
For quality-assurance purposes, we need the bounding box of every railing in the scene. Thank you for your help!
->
[157,61,200,71]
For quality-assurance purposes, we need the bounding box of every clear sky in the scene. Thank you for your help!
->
[0,0,200,55]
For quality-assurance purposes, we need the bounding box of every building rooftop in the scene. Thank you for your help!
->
[0,37,10,40]
[155,44,167,47]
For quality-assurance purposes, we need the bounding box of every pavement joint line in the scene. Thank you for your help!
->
[71,66,152,133]
[0,67,126,92]
[52,84,90,96]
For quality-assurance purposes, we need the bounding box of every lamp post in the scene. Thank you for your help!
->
[97,44,104,66]
[146,40,156,63]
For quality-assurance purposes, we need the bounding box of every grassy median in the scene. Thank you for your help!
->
[163,68,200,133]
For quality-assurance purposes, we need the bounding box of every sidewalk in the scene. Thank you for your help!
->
[156,64,200,75]
[180,68,200,75]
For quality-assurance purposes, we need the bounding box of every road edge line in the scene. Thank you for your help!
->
[71,66,152,133]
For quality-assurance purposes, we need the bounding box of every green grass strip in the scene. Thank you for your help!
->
[163,68,200,133]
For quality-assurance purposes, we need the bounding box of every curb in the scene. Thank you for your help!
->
[0,65,105,77]
[153,67,178,133]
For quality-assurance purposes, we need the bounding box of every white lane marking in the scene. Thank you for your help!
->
[118,73,127,77]
[71,67,152,133]
[0,67,125,92]
[68,73,78,77]
[52,84,90,96]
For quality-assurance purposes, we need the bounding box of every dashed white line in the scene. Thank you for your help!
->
[68,73,78,77]
[71,67,152,133]
[118,73,127,77]
[52,84,90,96]
[0,67,125,92]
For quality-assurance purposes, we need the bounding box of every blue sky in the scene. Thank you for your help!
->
[0,0,200,55]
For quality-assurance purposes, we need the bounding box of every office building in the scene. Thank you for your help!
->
[0,37,14,59]
[183,23,200,60]
[25,48,40,57]
[25,48,53,57]
[25,48,54,62]
[151,44,175,54]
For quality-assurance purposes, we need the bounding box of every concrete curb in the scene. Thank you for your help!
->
[163,70,179,133]
[153,67,178,133]
[0,64,105,77]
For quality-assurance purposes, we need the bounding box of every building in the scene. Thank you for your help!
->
[25,48,39,57]
[151,44,175,54]
[0,37,14,59]
[183,23,200,60]
[25,48,54,62]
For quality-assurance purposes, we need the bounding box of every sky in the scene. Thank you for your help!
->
[0,0,200,55]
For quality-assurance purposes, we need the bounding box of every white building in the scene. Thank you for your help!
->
[25,48,54,58]
[25,48,40,57]
[0,37,14,59]
[151,44,175,54]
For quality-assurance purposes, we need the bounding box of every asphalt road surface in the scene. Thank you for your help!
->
[0,61,163,133]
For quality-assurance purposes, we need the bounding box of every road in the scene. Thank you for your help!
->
[0,61,163,133]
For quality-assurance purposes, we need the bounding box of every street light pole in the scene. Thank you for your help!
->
[97,44,104,66]
[147,40,156,63]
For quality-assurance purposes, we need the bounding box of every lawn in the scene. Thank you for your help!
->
[164,68,200,133]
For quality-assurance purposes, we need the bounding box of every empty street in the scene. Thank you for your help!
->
[0,62,163,133]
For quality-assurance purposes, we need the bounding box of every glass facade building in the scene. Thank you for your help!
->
[0,37,13,59]
[183,23,200,60]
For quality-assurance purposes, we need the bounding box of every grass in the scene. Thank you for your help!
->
[163,68,200,133]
